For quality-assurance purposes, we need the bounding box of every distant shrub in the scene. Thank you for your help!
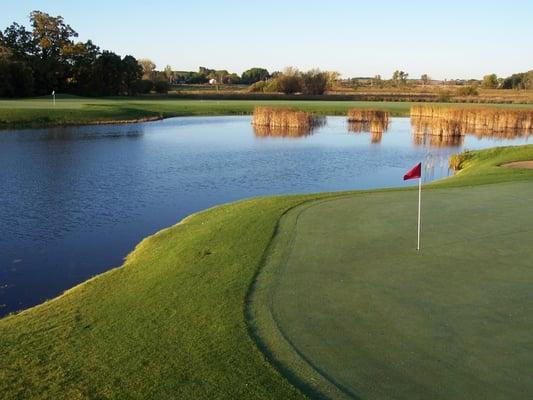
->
[437,89,452,102]
[248,81,267,92]
[154,80,170,94]
[248,79,280,93]
[456,85,479,96]
[301,70,330,95]
[135,79,154,94]
[276,74,302,94]
[263,79,280,93]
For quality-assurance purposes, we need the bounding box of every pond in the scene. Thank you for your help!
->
[0,116,530,316]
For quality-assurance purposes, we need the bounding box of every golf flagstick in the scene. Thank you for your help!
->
[403,162,422,251]
[417,176,421,251]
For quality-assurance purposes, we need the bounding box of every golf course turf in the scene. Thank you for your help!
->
[2,96,533,129]
[1,144,533,399]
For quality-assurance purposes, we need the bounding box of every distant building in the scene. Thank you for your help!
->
[209,78,217,85]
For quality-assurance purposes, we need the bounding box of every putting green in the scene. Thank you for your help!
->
[253,182,533,399]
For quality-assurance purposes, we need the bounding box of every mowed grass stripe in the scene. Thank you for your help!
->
[261,182,533,400]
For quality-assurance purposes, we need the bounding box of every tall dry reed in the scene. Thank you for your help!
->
[410,105,533,137]
[252,107,323,128]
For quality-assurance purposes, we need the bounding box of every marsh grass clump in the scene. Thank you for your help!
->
[347,109,390,124]
[410,105,533,137]
[252,107,324,129]
[449,150,474,171]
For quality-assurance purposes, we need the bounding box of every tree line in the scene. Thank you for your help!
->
[0,11,143,97]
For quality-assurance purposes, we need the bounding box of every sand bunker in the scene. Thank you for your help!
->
[501,161,533,169]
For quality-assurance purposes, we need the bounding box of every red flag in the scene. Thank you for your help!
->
[403,162,421,180]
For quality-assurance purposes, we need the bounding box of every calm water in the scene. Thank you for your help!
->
[0,116,530,316]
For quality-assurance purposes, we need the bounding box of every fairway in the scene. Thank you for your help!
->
[254,182,533,399]
[1,96,533,129]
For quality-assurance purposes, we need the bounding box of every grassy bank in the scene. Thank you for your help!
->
[1,145,533,399]
[1,96,533,129]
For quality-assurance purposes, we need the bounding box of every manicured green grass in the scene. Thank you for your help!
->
[1,96,532,129]
[1,145,532,399]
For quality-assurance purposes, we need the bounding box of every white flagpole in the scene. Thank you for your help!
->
[417,176,422,251]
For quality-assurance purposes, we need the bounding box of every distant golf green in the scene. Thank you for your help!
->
[1,145,533,399]
[1,96,533,129]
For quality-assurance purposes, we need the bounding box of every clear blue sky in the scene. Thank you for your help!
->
[2,0,532,79]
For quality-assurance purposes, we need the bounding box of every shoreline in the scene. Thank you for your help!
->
[2,98,533,130]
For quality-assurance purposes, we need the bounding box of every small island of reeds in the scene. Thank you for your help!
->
[410,105,533,137]
[252,106,325,137]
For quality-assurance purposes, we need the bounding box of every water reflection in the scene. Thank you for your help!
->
[348,120,389,143]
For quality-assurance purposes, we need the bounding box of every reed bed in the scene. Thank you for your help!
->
[347,109,390,124]
[410,105,533,137]
[252,107,324,129]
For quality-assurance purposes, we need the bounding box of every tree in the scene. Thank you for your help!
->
[1,22,35,60]
[325,71,340,87]
[392,70,408,86]
[276,67,302,94]
[482,74,498,89]
[89,51,123,96]
[0,58,34,97]
[301,69,330,95]
[122,55,143,95]
[138,58,156,80]
[420,74,430,85]
[163,65,174,83]
[226,73,241,84]
[241,67,270,84]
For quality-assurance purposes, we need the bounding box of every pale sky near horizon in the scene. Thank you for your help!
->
[2,0,532,80]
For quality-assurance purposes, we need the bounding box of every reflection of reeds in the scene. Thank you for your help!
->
[412,132,464,147]
[253,124,315,138]
[410,105,533,136]
[347,109,390,143]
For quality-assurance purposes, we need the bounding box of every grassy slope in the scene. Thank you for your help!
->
[1,145,533,399]
[1,96,533,129]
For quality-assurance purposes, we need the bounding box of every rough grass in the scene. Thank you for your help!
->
[1,145,533,399]
[1,96,533,129]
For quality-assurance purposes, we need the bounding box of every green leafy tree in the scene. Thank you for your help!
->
[241,67,270,84]
[122,55,143,95]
